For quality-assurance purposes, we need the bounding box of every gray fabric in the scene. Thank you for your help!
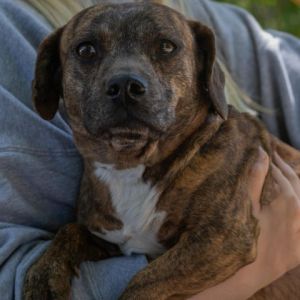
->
[0,0,299,300]
[178,0,300,149]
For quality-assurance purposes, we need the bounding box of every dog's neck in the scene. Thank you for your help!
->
[143,110,225,186]
[148,108,219,164]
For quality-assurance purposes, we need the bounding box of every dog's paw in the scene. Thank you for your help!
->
[23,259,73,300]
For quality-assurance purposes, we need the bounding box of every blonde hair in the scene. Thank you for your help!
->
[25,0,92,28]
[25,0,260,115]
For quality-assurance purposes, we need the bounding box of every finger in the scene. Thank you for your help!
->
[274,152,300,196]
[271,163,296,200]
[249,147,269,216]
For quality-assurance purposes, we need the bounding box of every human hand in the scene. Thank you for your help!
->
[248,150,300,290]
[189,148,300,300]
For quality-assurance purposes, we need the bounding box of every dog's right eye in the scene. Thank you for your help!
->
[76,42,97,59]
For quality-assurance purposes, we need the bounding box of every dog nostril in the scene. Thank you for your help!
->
[106,84,120,98]
[127,80,146,97]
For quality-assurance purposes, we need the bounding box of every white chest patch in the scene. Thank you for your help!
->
[92,163,166,258]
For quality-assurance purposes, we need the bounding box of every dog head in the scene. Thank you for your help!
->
[33,2,227,167]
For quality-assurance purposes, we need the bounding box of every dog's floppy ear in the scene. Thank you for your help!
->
[189,21,228,120]
[32,27,64,120]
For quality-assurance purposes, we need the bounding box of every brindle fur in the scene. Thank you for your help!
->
[23,2,300,300]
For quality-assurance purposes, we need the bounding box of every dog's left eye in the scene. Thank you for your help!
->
[160,40,177,55]
[76,42,97,59]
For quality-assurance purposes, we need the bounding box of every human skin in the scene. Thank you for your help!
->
[189,149,300,300]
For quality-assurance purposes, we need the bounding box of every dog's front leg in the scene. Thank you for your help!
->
[23,223,120,300]
[120,230,257,300]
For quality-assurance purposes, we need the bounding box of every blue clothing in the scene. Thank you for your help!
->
[178,0,300,149]
[0,1,147,299]
[0,0,299,300]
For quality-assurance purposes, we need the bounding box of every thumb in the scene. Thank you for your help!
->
[248,147,270,217]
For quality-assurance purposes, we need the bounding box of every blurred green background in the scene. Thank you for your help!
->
[216,0,300,37]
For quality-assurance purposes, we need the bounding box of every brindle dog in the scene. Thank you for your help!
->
[23,2,300,300]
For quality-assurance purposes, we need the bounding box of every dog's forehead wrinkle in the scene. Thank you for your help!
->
[62,4,191,57]
[85,4,185,38]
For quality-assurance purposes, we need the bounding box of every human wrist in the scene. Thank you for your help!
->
[234,262,266,298]
[189,261,266,300]
[233,255,286,299]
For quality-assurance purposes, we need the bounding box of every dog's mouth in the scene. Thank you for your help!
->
[104,127,151,153]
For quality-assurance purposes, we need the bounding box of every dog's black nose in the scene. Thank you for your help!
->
[106,75,146,102]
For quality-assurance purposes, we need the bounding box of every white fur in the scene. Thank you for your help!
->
[92,163,166,258]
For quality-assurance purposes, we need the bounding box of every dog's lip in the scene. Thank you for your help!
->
[105,128,149,153]
[101,127,150,152]
[109,128,149,140]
